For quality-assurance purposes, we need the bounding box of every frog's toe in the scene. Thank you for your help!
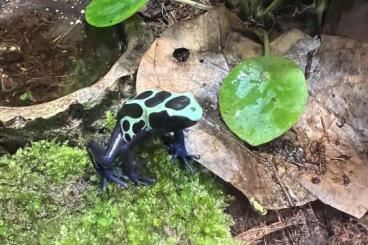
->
[137,176,156,185]
[182,158,196,174]
[107,173,129,188]
[169,144,200,162]
[186,154,200,161]
[94,162,128,189]
[126,171,155,186]
[102,178,108,192]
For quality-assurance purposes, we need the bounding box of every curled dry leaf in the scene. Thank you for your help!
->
[289,35,368,218]
[136,6,368,218]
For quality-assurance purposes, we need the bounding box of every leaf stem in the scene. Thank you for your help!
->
[259,0,282,18]
[239,0,251,17]
[251,28,270,56]
[262,29,270,56]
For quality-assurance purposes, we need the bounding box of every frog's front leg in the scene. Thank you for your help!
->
[167,130,200,172]
[120,129,156,186]
[86,122,128,189]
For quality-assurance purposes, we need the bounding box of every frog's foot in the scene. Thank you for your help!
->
[88,150,128,189]
[98,165,129,189]
[168,143,200,173]
[124,169,156,186]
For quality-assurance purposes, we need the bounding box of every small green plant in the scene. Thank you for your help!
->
[219,0,309,146]
[219,56,307,146]
[239,0,283,21]
[85,0,148,27]
[238,0,328,24]
[0,140,235,244]
[19,90,35,102]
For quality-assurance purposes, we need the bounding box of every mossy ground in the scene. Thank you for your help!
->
[0,137,236,244]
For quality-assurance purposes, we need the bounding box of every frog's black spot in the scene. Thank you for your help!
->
[165,96,190,110]
[125,134,131,142]
[132,120,145,134]
[122,120,130,131]
[149,111,196,130]
[149,111,171,129]
[118,103,143,118]
[145,91,172,108]
[135,90,154,100]
[173,48,190,62]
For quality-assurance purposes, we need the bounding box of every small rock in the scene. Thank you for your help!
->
[0,73,14,91]
[271,29,309,55]
[0,42,23,64]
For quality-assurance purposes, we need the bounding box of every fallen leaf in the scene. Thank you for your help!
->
[136,6,368,218]
[137,6,315,211]
[288,35,368,218]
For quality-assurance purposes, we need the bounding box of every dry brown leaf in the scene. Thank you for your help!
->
[136,6,315,211]
[136,6,368,218]
[288,35,368,218]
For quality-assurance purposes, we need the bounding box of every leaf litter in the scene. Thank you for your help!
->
[136,5,368,220]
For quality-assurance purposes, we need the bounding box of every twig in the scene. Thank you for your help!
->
[320,117,330,143]
[235,212,304,242]
[270,158,294,207]
[173,0,212,10]
[52,21,81,46]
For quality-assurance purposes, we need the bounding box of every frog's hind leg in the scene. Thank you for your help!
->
[87,122,125,166]
[86,122,128,188]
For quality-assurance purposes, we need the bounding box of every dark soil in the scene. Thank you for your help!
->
[0,11,78,106]
[0,9,122,107]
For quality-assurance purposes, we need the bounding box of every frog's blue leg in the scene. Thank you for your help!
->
[86,122,128,188]
[92,158,128,190]
[120,130,156,186]
[167,130,200,172]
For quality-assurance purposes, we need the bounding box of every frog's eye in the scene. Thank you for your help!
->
[190,107,196,112]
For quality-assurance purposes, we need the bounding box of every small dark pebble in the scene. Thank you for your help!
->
[311,177,321,184]
[343,174,350,186]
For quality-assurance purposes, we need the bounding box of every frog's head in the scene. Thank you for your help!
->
[148,92,203,131]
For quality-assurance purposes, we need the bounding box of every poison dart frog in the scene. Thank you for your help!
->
[86,90,203,189]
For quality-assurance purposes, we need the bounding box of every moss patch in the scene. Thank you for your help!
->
[0,140,235,244]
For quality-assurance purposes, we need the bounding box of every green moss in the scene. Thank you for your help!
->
[0,140,235,244]
[104,110,116,131]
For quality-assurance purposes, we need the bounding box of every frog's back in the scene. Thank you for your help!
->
[118,90,202,142]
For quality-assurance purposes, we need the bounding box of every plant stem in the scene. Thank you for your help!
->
[262,29,270,56]
[240,0,251,17]
[316,0,328,26]
[259,0,283,18]
[173,0,212,10]
[251,28,270,56]
[251,0,261,12]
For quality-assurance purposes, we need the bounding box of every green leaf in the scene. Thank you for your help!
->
[85,0,148,27]
[19,91,35,102]
[219,56,308,146]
